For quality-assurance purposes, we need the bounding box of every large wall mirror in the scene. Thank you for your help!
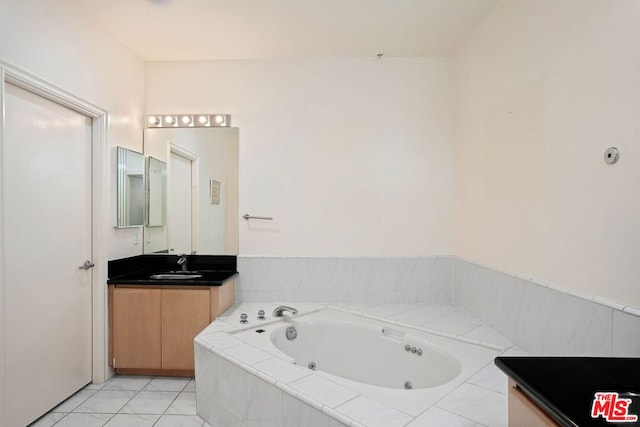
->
[143,127,239,255]
[146,156,167,227]
[116,147,145,227]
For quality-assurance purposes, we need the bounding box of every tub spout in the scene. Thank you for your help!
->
[272,305,298,317]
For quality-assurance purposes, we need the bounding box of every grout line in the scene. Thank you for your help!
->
[434,405,491,427]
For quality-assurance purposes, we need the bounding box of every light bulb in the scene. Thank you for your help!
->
[214,115,225,125]
[148,116,159,125]
[181,115,192,125]
[164,115,175,125]
[198,115,208,125]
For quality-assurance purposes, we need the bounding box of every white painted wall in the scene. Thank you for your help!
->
[454,0,640,306]
[145,58,456,256]
[0,0,146,260]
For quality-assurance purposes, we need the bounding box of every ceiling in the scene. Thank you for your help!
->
[72,0,497,61]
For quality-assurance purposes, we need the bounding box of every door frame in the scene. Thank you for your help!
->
[0,62,110,418]
[168,143,199,253]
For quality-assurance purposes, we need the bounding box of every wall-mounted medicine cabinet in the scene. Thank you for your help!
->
[116,147,145,228]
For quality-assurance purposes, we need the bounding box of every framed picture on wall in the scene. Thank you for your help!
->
[210,179,221,204]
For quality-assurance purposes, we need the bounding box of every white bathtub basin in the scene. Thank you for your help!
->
[230,307,499,416]
[269,319,461,389]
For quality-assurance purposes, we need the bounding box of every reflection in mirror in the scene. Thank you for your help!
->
[116,147,144,227]
[146,156,167,226]
[143,127,238,255]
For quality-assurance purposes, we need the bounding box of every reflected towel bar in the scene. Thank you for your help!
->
[242,214,273,220]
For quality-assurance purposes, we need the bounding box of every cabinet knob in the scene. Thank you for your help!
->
[240,313,248,324]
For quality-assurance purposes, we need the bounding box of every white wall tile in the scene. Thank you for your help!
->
[246,377,284,426]
[407,407,484,427]
[514,285,612,355]
[281,393,330,427]
[466,362,508,395]
[223,344,274,365]
[289,375,358,409]
[454,259,616,356]
[436,383,507,427]
[612,310,640,356]
[462,325,513,349]
[336,396,412,427]
[253,358,312,385]
[238,257,452,303]
[328,418,350,427]
[387,303,458,326]
[195,344,224,423]
[216,355,256,423]
[422,309,481,336]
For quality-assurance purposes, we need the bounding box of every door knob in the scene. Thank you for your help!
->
[79,260,95,270]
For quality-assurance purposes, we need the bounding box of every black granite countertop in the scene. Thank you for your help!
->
[495,357,640,427]
[107,254,237,286]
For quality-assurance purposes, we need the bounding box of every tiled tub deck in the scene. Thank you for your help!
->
[195,303,525,427]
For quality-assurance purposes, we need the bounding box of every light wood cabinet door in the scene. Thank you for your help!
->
[508,380,560,427]
[161,289,211,370]
[112,288,162,369]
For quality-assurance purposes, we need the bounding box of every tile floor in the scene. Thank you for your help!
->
[30,376,209,427]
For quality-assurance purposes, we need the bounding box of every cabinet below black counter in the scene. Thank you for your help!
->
[495,357,640,426]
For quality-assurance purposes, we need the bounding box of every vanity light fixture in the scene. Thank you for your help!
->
[145,114,232,128]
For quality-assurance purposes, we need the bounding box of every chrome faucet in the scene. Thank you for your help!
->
[272,305,298,317]
[177,254,188,272]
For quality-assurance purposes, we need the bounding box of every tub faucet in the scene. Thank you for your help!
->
[177,254,188,272]
[272,305,298,317]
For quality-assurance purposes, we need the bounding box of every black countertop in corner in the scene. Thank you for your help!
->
[495,357,640,427]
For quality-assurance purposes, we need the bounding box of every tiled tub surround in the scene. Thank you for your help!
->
[236,257,453,303]
[195,302,520,427]
[453,258,640,357]
[236,256,640,357]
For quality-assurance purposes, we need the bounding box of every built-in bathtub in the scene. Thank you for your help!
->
[194,305,503,426]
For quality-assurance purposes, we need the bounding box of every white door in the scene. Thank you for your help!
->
[4,83,93,426]
[169,151,193,254]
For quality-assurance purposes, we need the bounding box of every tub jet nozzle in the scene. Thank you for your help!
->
[286,326,297,340]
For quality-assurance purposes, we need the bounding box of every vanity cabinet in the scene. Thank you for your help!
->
[109,278,235,376]
[111,287,163,370]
